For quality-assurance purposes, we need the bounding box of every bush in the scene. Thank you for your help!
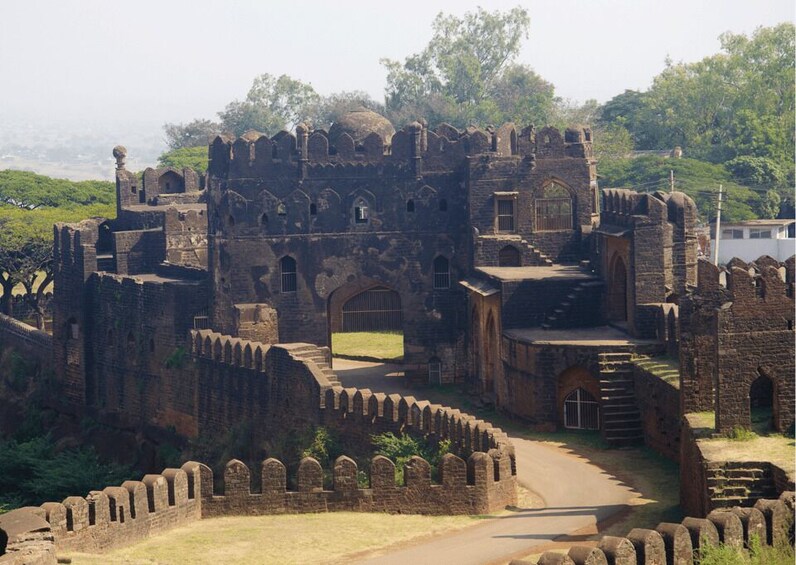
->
[726,426,757,441]
[371,432,451,485]
[698,534,795,565]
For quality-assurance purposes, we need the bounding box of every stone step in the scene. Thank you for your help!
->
[604,419,642,429]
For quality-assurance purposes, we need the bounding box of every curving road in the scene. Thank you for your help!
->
[333,360,635,565]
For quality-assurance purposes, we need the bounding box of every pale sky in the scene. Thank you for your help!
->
[0,0,793,128]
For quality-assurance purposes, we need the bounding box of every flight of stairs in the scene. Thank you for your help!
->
[518,238,554,266]
[542,279,604,329]
[707,462,777,509]
[290,344,341,387]
[598,352,643,446]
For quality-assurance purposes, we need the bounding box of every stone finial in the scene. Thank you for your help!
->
[112,145,127,170]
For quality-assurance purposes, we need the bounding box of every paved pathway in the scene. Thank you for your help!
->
[332,359,636,565]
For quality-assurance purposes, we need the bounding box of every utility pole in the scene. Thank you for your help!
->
[670,170,674,193]
[713,184,723,266]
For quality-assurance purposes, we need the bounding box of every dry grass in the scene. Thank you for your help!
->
[64,512,480,565]
[332,331,404,362]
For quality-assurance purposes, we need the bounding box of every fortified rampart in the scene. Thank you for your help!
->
[0,449,516,561]
[189,330,514,463]
[511,490,794,565]
[0,313,52,367]
[679,257,795,433]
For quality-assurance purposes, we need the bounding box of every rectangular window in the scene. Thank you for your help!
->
[355,205,369,224]
[496,199,515,232]
[749,228,771,239]
[428,362,442,385]
[721,229,744,239]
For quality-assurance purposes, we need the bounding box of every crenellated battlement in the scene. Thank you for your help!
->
[189,330,514,463]
[694,255,795,303]
[601,189,697,229]
[207,121,590,180]
[200,452,515,517]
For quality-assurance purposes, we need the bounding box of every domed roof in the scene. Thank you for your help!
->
[328,106,395,145]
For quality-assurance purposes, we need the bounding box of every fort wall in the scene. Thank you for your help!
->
[0,313,53,366]
[633,360,680,461]
[511,490,793,565]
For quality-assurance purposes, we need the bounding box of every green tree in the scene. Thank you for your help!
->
[218,74,320,136]
[163,119,222,150]
[0,171,114,209]
[157,146,208,172]
[382,7,553,128]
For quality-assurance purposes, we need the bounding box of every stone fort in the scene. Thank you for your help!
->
[0,107,794,562]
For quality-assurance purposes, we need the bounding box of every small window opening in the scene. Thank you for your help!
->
[406,200,415,213]
[788,320,793,331]
[149,338,155,353]
[439,199,448,212]
[277,202,287,216]
[131,186,137,194]
[280,256,297,293]
[433,256,450,289]
[165,182,171,192]
[228,215,235,227]
[260,213,268,228]
[310,203,317,216]
[428,357,442,385]
[354,199,369,224]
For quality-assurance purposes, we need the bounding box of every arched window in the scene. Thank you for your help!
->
[280,256,297,293]
[354,198,369,224]
[406,200,415,213]
[439,199,448,212]
[498,245,520,267]
[433,256,450,289]
[536,182,573,231]
[564,388,599,430]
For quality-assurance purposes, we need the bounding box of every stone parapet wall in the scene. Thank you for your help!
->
[200,453,516,518]
[0,314,52,365]
[633,358,680,461]
[190,330,515,465]
[510,491,793,565]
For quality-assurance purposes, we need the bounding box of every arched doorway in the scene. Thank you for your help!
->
[328,283,404,363]
[750,373,775,431]
[563,388,600,430]
[608,255,628,321]
[498,245,521,267]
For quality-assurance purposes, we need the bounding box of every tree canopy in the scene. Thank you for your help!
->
[0,170,114,209]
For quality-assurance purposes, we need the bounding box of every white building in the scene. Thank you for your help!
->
[710,219,795,264]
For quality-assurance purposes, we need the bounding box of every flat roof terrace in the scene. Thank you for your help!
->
[505,325,659,348]
[477,265,595,282]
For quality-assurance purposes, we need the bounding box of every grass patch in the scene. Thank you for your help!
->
[65,512,480,565]
[726,426,758,441]
[632,355,680,388]
[332,331,403,363]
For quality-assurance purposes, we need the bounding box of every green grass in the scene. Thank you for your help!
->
[698,535,795,565]
[331,331,403,362]
[65,512,480,565]
[633,355,681,388]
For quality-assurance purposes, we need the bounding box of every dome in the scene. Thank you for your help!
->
[328,106,395,146]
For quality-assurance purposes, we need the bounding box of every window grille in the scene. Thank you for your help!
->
[563,388,599,430]
[433,256,450,289]
[280,256,297,293]
[496,199,515,232]
[193,309,210,330]
[536,183,573,231]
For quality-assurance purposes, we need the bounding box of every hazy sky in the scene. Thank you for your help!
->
[1,0,793,128]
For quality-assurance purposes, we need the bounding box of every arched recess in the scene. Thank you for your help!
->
[498,245,521,267]
[607,254,628,322]
[557,366,601,430]
[483,312,498,394]
[158,170,184,194]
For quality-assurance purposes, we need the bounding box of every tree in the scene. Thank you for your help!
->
[217,74,320,136]
[381,7,550,128]
[163,119,222,150]
[756,189,782,219]
[304,91,384,130]
[0,171,114,209]
[157,146,208,172]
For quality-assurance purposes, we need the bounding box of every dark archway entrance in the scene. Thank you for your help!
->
[498,245,521,267]
[750,374,775,431]
[607,255,628,321]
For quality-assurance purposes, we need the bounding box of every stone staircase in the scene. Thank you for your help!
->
[475,234,554,266]
[707,462,777,509]
[289,344,341,387]
[598,352,644,446]
[541,279,604,329]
